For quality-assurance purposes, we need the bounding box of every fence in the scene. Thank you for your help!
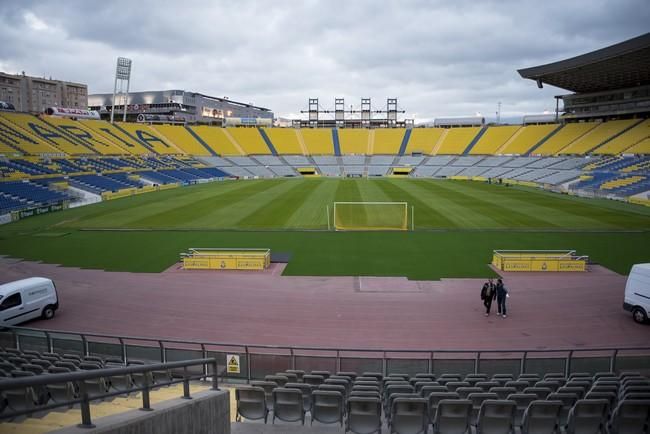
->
[2,326,649,384]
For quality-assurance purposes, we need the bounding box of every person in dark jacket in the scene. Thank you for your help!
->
[480,278,496,316]
[495,278,508,318]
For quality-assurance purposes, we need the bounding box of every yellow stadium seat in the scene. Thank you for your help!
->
[44,116,128,155]
[600,175,645,190]
[532,122,598,155]
[373,129,405,154]
[0,115,60,155]
[497,124,559,155]
[338,129,369,154]
[624,137,650,155]
[558,119,637,155]
[151,125,208,155]
[300,128,334,155]
[117,123,181,154]
[262,128,305,154]
[187,126,243,155]
[405,128,446,154]
[592,119,650,155]
[469,126,520,155]
[435,127,481,155]
[80,120,153,155]
[226,127,271,154]
[1,112,94,155]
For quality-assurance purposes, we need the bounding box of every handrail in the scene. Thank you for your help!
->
[0,356,219,427]
[5,325,650,354]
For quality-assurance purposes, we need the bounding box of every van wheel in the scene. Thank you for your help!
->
[632,307,648,324]
[42,306,55,320]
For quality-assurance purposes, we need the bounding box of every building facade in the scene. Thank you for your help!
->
[88,90,273,125]
[0,72,88,113]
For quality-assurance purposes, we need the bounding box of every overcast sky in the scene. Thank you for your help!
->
[1,0,648,122]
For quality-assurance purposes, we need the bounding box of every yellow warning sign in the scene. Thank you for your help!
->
[227,354,240,374]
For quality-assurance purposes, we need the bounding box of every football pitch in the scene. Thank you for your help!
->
[1,178,649,279]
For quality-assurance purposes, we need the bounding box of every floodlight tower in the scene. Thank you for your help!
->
[361,98,371,127]
[335,98,345,127]
[387,98,398,127]
[308,98,319,127]
[110,57,133,123]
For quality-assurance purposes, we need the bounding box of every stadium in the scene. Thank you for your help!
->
[0,4,649,434]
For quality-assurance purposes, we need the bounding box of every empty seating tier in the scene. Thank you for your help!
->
[0,112,95,155]
[80,120,153,155]
[594,119,650,155]
[373,128,405,154]
[534,123,599,156]
[44,116,128,155]
[262,128,304,154]
[338,129,370,154]
[501,124,559,155]
[405,128,446,154]
[226,127,271,155]
[470,126,521,155]
[300,129,334,155]
[436,127,481,155]
[558,119,638,155]
[151,125,211,156]
[188,126,243,155]
[116,123,180,155]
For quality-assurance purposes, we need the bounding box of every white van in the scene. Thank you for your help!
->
[624,264,650,324]
[0,277,59,326]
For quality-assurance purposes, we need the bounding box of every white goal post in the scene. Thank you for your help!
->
[332,202,411,231]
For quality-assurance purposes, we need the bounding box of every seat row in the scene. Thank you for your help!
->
[0,348,171,416]
[236,369,650,433]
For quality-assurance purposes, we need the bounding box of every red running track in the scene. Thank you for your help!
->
[0,257,647,351]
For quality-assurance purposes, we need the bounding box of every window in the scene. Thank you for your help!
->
[0,293,22,311]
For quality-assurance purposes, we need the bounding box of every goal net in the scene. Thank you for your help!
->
[333,202,409,231]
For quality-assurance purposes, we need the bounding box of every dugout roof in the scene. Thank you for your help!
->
[518,32,650,93]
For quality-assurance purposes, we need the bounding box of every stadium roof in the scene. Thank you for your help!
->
[518,32,650,93]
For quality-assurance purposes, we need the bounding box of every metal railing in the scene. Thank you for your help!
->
[2,326,650,383]
[0,357,219,427]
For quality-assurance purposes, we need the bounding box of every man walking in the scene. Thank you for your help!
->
[495,278,509,318]
[481,278,496,316]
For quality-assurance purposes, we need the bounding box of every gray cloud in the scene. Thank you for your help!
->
[0,0,647,122]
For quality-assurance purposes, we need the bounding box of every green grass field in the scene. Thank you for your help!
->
[1,178,649,279]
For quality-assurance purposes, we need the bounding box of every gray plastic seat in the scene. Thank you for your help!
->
[285,369,304,381]
[386,384,415,400]
[236,387,268,423]
[311,370,331,379]
[265,374,288,387]
[548,392,579,426]
[390,397,429,434]
[524,387,552,400]
[46,366,77,406]
[429,392,461,426]
[566,399,609,434]
[324,378,350,395]
[585,391,617,409]
[388,374,411,381]
[303,374,324,386]
[505,380,530,393]
[352,385,380,394]
[337,371,357,380]
[622,386,650,398]
[439,374,463,382]
[558,386,586,399]
[421,385,450,398]
[535,381,561,392]
[285,382,313,412]
[250,380,277,411]
[476,399,516,434]
[415,373,437,382]
[608,399,650,434]
[387,393,421,418]
[279,372,298,383]
[593,372,617,381]
[489,387,517,400]
[468,392,499,425]
[457,387,484,399]
[433,399,472,434]
[446,381,471,392]
[416,381,441,393]
[272,387,305,424]
[507,393,537,427]
[311,390,343,426]
[477,381,501,392]
[521,400,562,434]
[347,396,382,434]
[350,390,381,399]
[319,384,346,398]
[361,372,383,381]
